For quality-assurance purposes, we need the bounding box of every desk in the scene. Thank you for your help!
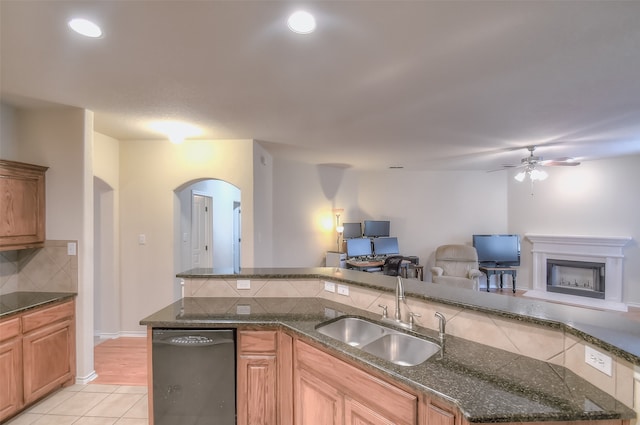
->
[346,259,384,272]
[480,267,517,293]
[401,263,424,281]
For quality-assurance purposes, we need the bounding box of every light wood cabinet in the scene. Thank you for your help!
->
[421,398,458,425]
[237,330,281,425]
[0,299,75,422]
[296,368,343,425]
[0,318,22,421]
[294,339,417,425]
[0,159,48,251]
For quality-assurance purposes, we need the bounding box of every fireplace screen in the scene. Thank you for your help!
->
[546,259,605,299]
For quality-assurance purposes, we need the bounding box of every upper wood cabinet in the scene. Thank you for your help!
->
[0,159,48,251]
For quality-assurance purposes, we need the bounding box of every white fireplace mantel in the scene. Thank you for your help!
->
[524,234,632,311]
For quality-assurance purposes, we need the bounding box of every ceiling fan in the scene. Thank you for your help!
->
[504,146,580,182]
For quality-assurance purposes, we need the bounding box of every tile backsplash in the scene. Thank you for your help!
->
[0,240,78,295]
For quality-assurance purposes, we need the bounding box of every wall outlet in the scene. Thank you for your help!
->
[337,285,349,296]
[237,280,251,290]
[585,345,613,376]
[324,281,336,293]
[236,305,251,315]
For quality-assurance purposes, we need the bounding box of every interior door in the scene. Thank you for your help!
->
[191,193,213,268]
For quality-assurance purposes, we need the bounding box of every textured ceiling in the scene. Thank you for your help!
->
[1,0,639,170]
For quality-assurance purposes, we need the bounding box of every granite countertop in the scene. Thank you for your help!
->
[178,267,640,365]
[0,291,77,318]
[141,296,635,423]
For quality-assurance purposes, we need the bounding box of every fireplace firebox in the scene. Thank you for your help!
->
[546,259,605,299]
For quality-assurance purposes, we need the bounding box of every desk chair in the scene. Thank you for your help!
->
[383,255,404,277]
[430,245,482,290]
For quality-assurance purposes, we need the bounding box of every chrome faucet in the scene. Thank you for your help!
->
[434,312,446,341]
[395,276,405,321]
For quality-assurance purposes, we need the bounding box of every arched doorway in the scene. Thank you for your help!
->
[174,179,241,297]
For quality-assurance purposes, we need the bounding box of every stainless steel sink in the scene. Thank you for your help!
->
[316,317,387,347]
[316,316,441,366]
[362,333,441,366]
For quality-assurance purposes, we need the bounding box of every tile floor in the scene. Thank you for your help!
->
[5,383,148,425]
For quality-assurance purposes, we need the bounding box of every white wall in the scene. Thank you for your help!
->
[93,132,120,338]
[272,159,509,272]
[1,105,96,382]
[253,143,274,267]
[118,139,255,333]
[508,154,640,306]
[273,161,357,266]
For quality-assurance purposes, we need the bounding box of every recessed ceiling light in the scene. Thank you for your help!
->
[68,18,102,38]
[287,11,316,34]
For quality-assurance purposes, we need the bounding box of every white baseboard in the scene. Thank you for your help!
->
[95,331,147,339]
[76,371,97,385]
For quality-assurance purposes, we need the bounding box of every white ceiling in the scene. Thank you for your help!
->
[2,0,639,171]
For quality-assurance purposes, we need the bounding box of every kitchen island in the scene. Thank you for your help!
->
[142,267,638,424]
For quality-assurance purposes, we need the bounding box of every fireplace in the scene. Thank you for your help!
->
[546,259,605,299]
[525,234,631,311]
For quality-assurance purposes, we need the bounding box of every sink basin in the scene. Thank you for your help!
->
[316,317,386,347]
[362,333,441,366]
[316,316,441,366]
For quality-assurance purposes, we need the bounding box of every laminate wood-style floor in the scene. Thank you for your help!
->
[91,337,148,386]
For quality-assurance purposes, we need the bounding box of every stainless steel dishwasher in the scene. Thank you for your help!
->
[152,329,236,425]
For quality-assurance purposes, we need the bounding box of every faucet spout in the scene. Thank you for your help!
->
[434,312,446,341]
[395,276,405,321]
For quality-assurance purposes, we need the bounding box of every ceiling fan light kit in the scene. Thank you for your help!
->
[509,146,578,184]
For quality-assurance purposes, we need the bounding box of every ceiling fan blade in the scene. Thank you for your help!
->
[541,158,581,166]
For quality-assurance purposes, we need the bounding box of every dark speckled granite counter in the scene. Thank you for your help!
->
[177,267,640,366]
[0,291,76,318]
[141,296,635,423]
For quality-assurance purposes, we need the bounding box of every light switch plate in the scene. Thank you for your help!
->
[585,345,613,376]
[237,280,251,290]
[67,242,77,256]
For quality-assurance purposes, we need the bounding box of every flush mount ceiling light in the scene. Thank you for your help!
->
[68,18,102,38]
[149,121,202,144]
[287,10,316,34]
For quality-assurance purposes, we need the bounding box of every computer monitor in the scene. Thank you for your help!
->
[346,238,372,258]
[373,237,399,256]
[342,222,362,239]
[363,220,390,237]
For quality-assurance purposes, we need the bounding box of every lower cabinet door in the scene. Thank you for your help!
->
[424,399,457,425]
[0,338,23,422]
[295,369,343,425]
[237,354,277,425]
[22,320,74,404]
[345,396,396,425]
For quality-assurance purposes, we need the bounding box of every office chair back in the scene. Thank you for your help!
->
[383,255,404,276]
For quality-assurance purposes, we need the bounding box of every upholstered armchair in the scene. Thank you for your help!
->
[430,245,483,290]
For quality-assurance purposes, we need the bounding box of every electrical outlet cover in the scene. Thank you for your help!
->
[237,280,251,290]
[324,281,336,293]
[337,285,349,296]
[585,345,613,376]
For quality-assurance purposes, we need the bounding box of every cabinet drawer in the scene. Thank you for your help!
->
[0,318,20,342]
[239,330,277,354]
[22,301,74,334]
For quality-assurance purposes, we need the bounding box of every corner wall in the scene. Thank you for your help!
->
[118,139,255,333]
[507,154,640,306]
